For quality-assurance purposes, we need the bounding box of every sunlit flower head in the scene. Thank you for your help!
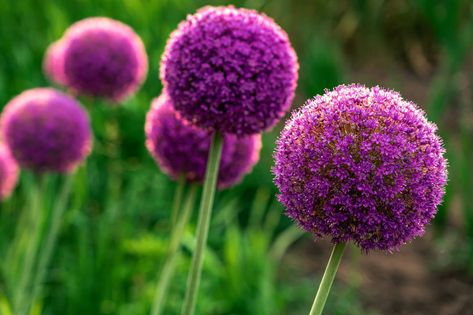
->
[161,6,298,135]
[274,84,447,251]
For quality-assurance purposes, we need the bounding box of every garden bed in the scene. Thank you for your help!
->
[288,235,473,315]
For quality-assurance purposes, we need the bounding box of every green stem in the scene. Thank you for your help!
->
[151,184,197,315]
[23,175,74,314]
[181,132,223,315]
[309,243,346,315]
[14,175,45,315]
[4,177,35,300]
[170,176,186,227]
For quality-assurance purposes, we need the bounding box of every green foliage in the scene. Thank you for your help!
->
[415,0,473,268]
[1,0,473,314]
[301,38,344,97]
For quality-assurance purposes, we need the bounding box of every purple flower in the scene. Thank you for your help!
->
[0,144,19,200]
[273,84,447,251]
[1,88,92,173]
[145,94,262,189]
[161,6,299,135]
[62,17,148,102]
[43,40,68,86]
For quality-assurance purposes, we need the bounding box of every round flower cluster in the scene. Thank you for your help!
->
[43,40,67,86]
[1,88,92,173]
[161,6,298,135]
[0,144,19,200]
[145,94,262,189]
[273,84,447,251]
[59,17,148,102]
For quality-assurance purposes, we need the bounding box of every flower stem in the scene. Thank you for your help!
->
[170,176,186,227]
[309,242,346,315]
[14,174,45,315]
[181,132,223,315]
[151,183,197,315]
[27,175,73,311]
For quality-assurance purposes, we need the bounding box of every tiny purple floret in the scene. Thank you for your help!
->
[161,6,299,135]
[145,94,262,189]
[273,84,447,252]
[1,88,92,173]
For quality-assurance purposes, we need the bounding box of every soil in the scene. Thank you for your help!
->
[287,235,473,315]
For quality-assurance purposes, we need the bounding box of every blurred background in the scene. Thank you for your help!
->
[1,0,473,314]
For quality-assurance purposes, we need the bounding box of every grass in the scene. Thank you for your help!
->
[1,0,473,314]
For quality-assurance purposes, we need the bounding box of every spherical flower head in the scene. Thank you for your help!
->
[43,40,68,86]
[273,84,447,252]
[0,144,19,200]
[63,17,148,103]
[145,94,262,189]
[1,88,92,173]
[161,6,299,135]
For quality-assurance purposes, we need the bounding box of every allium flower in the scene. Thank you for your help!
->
[145,94,262,189]
[62,17,148,102]
[161,6,298,135]
[0,144,19,200]
[273,84,447,251]
[1,88,92,173]
[43,40,67,86]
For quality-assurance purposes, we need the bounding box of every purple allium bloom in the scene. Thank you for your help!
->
[0,144,19,200]
[161,6,299,135]
[145,94,262,189]
[1,88,92,173]
[273,84,447,252]
[43,40,67,86]
[62,17,148,102]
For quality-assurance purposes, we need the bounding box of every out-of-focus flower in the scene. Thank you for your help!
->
[43,40,68,86]
[0,144,19,200]
[145,94,261,189]
[1,88,92,173]
[62,17,148,102]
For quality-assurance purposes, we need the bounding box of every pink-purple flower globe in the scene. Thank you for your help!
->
[1,88,92,173]
[0,144,19,200]
[161,6,299,135]
[273,84,447,251]
[62,17,148,102]
[43,40,67,86]
[145,94,262,189]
